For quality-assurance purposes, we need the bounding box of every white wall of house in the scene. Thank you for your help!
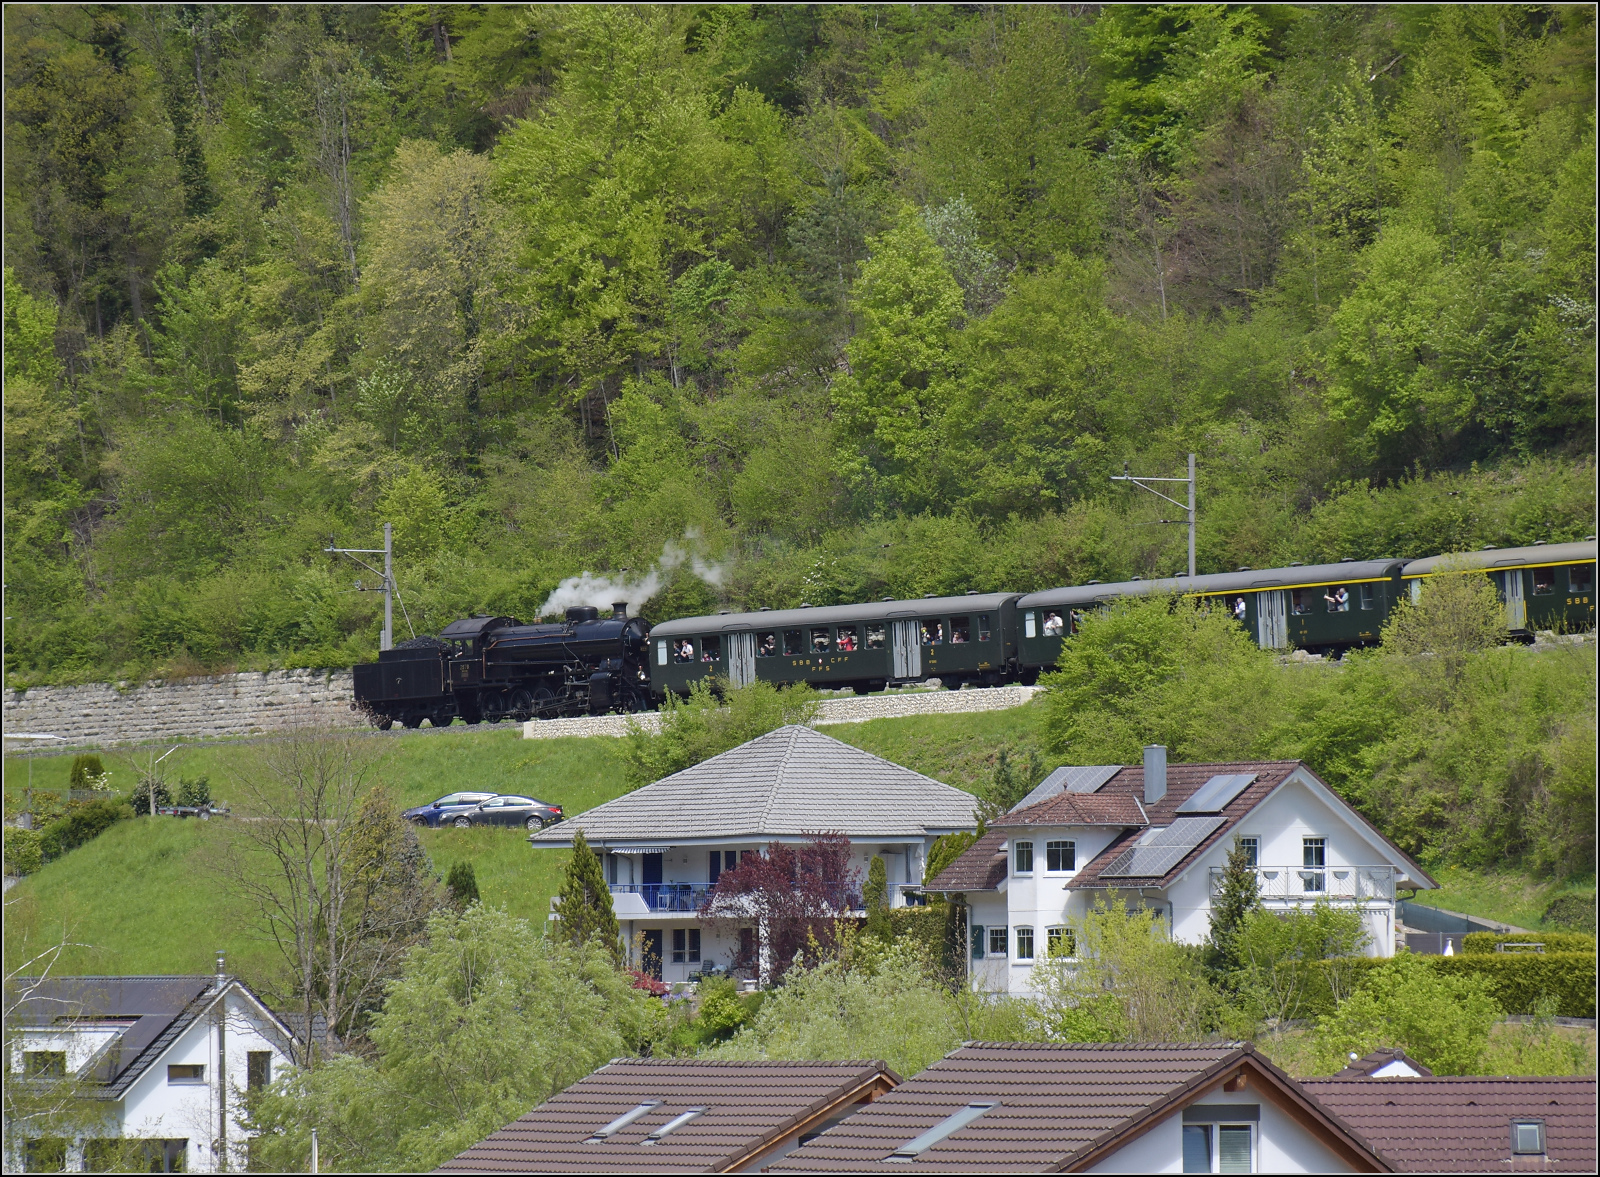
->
[10,984,292,1174]
[1084,1091,1357,1174]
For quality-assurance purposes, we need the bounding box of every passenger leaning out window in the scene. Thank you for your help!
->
[675,639,694,663]
[1042,612,1064,637]
[757,632,777,657]
[836,627,857,651]
[1324,585,1349,613]
[1232,597,1247,621]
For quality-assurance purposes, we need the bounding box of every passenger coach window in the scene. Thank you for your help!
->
[921,620,944,645]
[1292,589,1315,615]
[811,628,831,653]
[700,636,722,662]
[1570,564,1594,593]
[1043,611,1064,637]
[1533,568,1555,595]
[657,640,668,665]
[1024,611,1036,638]
[674,639,695,663]
[757,631,777,657]
[1359,584,1375,610]
[836,626,858,651]
[951,616,970,643]
[1324,585,1350,612]
[865,624,886,649]
[977,614,991,642]
[783,630,803,656]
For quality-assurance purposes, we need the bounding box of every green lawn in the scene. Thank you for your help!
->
[1407,864,1596,932]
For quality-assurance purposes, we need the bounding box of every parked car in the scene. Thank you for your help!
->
[452,795,564,831]
[402,791,496,828]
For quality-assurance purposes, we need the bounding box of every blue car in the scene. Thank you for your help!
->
[402,791,496,828]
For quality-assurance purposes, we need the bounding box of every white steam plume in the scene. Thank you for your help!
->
[538,531,728,618]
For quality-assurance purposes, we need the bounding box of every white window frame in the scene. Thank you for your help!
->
[1045,925,1075,960]
[1013,841,1034,875]
[1045,839,1075,872]
[1184,1121,1257,1174]
[1014,926,1034,961]
[987,925,1008,957]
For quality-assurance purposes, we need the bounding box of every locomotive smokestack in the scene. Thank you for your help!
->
[612,602,628,620]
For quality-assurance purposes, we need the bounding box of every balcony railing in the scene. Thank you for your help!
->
[609,882,869,913]
[1209,865,1395,902]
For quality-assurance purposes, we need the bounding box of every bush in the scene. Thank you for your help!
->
[36,798,134,861]
[1311,954,1502,1075]
[1316,952,1596,1018]
[175,776,212,807]
[1542,893,1597,933]
[128,781,173,816]
[1462,931,1595,954]
[4,827,44,876]
[68,754,108,791]
[446,860,480,908]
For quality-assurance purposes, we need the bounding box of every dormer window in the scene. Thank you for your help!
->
[1511,1120,1545,1155]
[23,1051,66,1078]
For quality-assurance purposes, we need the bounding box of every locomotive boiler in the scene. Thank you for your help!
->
[351,604,652,729]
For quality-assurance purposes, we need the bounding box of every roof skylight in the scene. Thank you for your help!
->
[585,1101,661,1142]
[886,1102,998,1162]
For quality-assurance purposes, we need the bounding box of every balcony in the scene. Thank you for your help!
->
[1209,865,1395,902]
[608,882,871,915]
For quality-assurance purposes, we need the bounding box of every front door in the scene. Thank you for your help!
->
[640,929,663,980]
[891,619,921,679]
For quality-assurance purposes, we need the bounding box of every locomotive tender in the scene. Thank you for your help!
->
[350,541,1595,727]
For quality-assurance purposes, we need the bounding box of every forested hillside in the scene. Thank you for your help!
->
[4,5,1594,684]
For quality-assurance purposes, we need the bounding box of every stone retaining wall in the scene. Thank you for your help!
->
[521,685,1044,739]
[2,670,362,748]
[3,674,1042,750]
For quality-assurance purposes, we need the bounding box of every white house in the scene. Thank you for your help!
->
[7,964,297,1173]
[928,747,1435,995]
[529,724,979,983]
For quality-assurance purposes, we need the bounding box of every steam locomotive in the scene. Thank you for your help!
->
[352,604,651,729]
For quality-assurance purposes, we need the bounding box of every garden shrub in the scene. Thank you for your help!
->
[5,827,44,876]
[68,754,108,791]
[128,781,173,816]
[175,775,212,807]
[37,798,134,861]
[1462,931,1595,954]
[1316,952,1596,1018]
[886,906,948,965]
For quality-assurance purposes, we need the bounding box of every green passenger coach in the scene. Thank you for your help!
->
[646,592,1022,699]
[1401,540,1597,637]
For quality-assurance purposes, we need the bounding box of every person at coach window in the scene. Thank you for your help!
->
[1324,585,1349,612]
[1042,612,1064,637]
[1233,597,1247,621]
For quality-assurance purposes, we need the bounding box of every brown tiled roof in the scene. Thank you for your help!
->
[435,1058,900,1173]
[1301,1078,1597,1173]
[1333,1048,1433,1078]
[991,791,1147,829]
[1067,760,1301,890]
[925,830,1008,893]
[769,1042,1388,1173]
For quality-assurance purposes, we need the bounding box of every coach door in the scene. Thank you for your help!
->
[1256,590,1289,650]
[727,631,756,687]
[1501,570,1527,630]
[891,619,922,679]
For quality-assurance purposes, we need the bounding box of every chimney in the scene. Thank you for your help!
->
[612,602,628,620]
[1143,745,1167,805]
[216,951,226,980]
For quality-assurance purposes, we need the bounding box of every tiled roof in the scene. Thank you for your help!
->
[529,725,978,845]
[925,830,1008,892]
[1302,1078,1597,1172]
[1067,761,1301,889]
[769,1042,1386,1172]
[991,791,1147,829]
[435,1058,900,1173]
[1333,1048,1433,1078]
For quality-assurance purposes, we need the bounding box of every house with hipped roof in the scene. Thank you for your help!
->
[928,746,1435,996]
[529,725,978,983]
[6,964,297,1173]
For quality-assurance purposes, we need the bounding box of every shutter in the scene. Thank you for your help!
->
[1218,1125,1252,1174]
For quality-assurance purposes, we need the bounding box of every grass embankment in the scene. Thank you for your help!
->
[1407,865,1596,932]
[3,708,1034,980]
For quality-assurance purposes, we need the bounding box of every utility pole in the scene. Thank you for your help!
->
[1112,453,1197,578]
[325,524,411,651]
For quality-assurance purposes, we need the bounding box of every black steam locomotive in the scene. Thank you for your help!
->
[352,604,652,729]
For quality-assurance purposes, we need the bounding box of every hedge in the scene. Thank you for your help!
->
[1461,931,1596,954]
[1316,952,1595,1019]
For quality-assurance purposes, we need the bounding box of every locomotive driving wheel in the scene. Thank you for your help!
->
[480,692,506,723]
[509,689,535,721]
[531,686,556,717]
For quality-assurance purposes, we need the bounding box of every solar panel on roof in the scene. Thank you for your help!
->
[1100,815,1225,877]
[1009,765,1121,813]
[1175,773,1258,814]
